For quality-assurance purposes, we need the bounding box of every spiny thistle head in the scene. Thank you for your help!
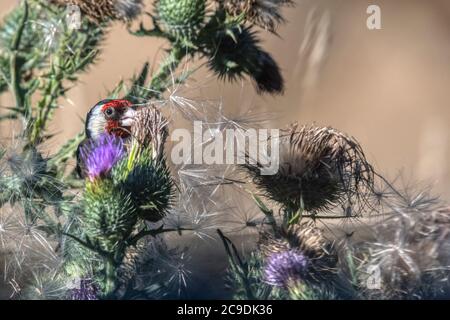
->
[108,105,173,222]
[51,0,143,22]
[260,223,338,284]
[245,123,374,214]
[156,0,206,39]
[217,0,294,32]
[79,134,125,181]
[131,105,169,162]
[113,153,174,222]
[264,249,309,288]
[207,27,283,94]
[83,181,137,252]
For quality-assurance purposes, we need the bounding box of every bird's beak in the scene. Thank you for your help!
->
[119,108,137,127]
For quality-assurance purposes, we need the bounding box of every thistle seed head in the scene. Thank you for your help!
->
[217,0,294,32]
[245,123,375,214]
[131,105,169,161]
[51,0,143,22]
[361,206,450,299]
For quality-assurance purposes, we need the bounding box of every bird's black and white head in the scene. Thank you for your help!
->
[85,99,137,140]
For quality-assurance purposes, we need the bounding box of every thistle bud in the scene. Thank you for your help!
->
[118,159,173,222]
[156,0,206,39]
[207,27,284,94]
[83,181,137,252]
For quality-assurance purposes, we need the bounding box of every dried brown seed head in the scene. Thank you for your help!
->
[131,105,169,161]
[245,123,375,214]
[216,0,294,32]
[51,0,143,22]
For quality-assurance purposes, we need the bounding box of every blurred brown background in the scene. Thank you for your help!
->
[1,0,450,200]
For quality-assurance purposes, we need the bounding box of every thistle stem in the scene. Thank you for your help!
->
[301,214,361,220]
[128,226,194,246]
[104,258,117,299]
[10,0,28,118]
[62,232,112,260]
[217,229,255,300]
[29,48,65,145]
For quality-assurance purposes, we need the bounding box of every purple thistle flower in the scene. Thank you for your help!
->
[80,134,125,181]
[68,279,99,300]
[264,250,309,287]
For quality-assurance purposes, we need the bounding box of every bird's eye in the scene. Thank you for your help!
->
[104,107,115,117]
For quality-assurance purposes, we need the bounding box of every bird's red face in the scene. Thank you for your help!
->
[86,99,137,140]
[101,99,134,137]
